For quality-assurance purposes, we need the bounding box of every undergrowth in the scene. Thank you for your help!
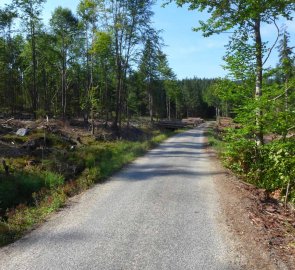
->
[0,128,175,246]
[207,126,295,205]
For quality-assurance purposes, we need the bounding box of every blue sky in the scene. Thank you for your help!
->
[1,0,295,79]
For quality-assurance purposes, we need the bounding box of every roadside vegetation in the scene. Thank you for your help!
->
[207,118,295,205]
[0,123,178,246]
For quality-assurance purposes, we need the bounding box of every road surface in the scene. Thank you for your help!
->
[0,123,241,270]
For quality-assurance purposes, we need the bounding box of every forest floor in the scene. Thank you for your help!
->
[209,119,295,269]
[0,117,157,169]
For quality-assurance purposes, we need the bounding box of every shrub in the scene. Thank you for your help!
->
[213,126,295,203]
[260,141,295,203]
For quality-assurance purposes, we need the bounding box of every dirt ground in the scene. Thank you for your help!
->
[0,118,149,159]
[208,148,295,270]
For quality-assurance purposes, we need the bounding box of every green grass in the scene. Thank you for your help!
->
[205,127,224,153]
[0,171,64,213]
[0,128,177,246]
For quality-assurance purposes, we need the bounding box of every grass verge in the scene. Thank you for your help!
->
[0,128,177,246]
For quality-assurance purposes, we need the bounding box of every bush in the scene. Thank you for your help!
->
[260,141,295,203]
[0,171,64,214]
[214,126,295,203]
[222,128,257,175]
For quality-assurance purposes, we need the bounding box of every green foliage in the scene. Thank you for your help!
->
[1,0,214,125]
[43,171,64,189]
[222,127,257,175]
[177,78,216,119]
[261,141,295,198]
[177,0,295,206]
[1,187,66,245]
[214,125,295,203]
[205,128,223,152]
[91,31,112,57]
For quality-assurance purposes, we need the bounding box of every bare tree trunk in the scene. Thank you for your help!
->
[112,29,122,131]
[254,18,264,146]
[104,67,109,126]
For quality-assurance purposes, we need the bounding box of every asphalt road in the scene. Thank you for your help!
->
[0,123,240,270]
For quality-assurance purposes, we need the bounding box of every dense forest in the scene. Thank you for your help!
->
[0,0,215,132]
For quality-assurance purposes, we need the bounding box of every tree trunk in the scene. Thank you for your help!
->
[149,88,153,124]
[254,18,264,146]
[113,74,122,130]
[104,66,109,126]
[91,108,94,135]
[112,32,122,132]
[31,19,38,117]
[61,36,67,120]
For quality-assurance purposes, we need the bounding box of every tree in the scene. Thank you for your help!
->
[0,6,17,37]
[77,0,104,124]
[90,31,114,124]
[107,0,156,130]
[0,5,19,113]
[157,51,178,119]
[139,32,161,123]
[278,30,294,82]
[179,78,215,119]
[50,7,79,118]
[14,0,46,116]
[277,29,294,112]
[170,0,295,145]
[1,0,180,126]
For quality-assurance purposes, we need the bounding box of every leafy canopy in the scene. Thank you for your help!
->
[169,0,295,37]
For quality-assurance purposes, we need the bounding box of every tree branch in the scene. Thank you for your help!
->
[270,85,293,101]
[263,18,280,66]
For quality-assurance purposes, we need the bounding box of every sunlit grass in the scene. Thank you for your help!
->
[0,128,176,246]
